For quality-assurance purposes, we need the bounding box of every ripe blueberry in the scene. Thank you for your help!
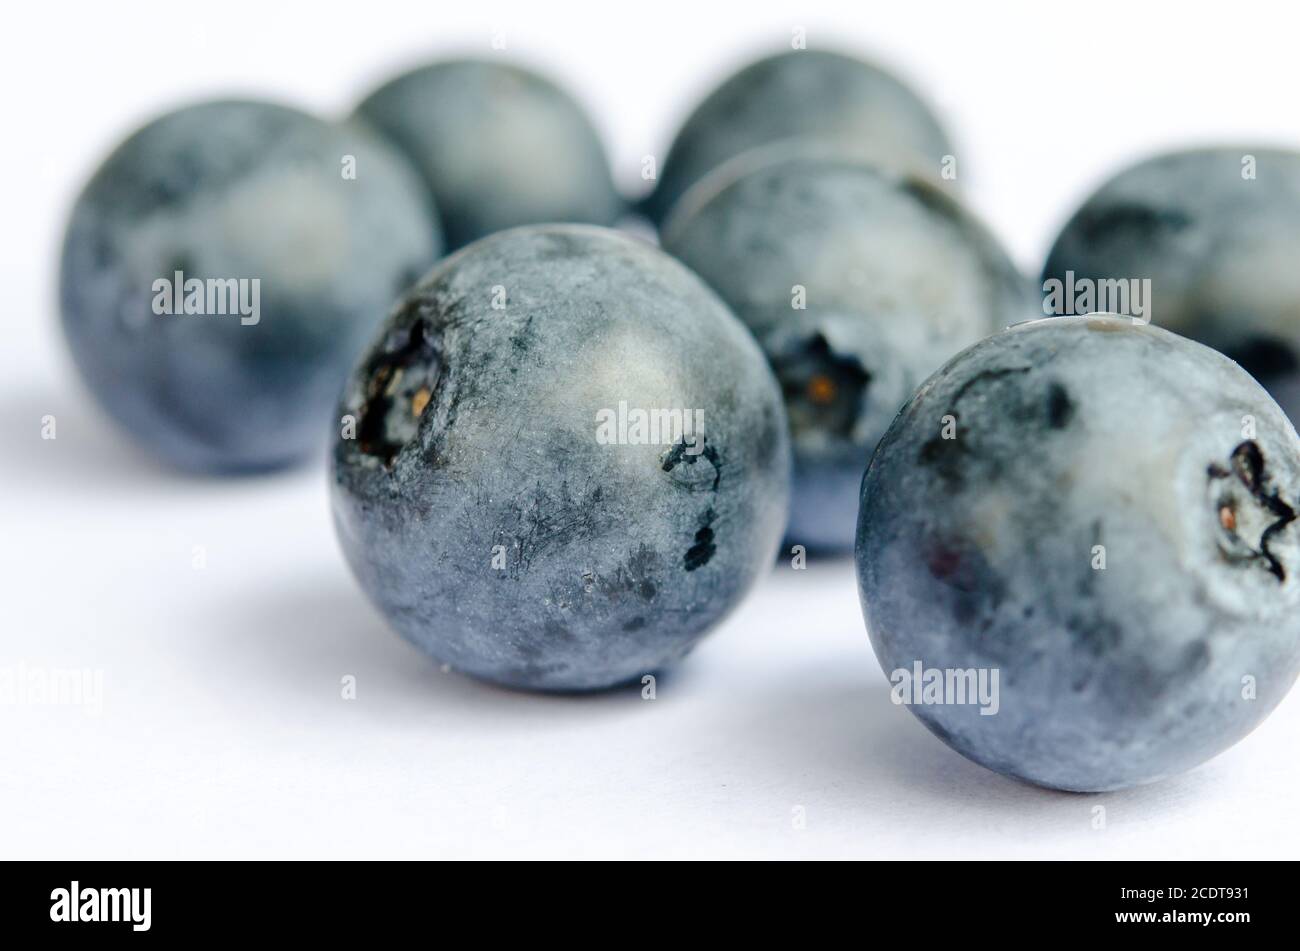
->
[60,99,441,472]
[663,149,1031,551]
[355,59,624,250]
[644,49,953,223]
[1043,147,1300,420]
[857,315,1300,791]
[331,225,791,691]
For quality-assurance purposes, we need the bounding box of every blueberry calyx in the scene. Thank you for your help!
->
[356,317,443,468]
[1208,440,1297,581]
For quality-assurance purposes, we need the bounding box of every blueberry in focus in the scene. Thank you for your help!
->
[857,315,1300,791]
[1043,147,1300,420]
[331,224,791,691]
[60,99,441,473]
[354,59,623,250]
[643,48,954,224]
[662,149,1031,551]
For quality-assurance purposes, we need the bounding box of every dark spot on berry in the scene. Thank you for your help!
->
[661,437,722,492]
[1072,201,1192,244]
[916,366,1032,486]
[684,508,718,571]
[1045,381,1074,429]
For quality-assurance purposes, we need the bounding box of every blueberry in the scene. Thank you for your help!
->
[330,224,791,691]
[1043,147,1300,419]
[662,150,1031,551]
[643,49,953,224]
[354,59,624,250]
[856,315,1300,791]
[59,99,441,473]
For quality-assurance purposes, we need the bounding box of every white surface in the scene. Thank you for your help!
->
[3,0,1300,859]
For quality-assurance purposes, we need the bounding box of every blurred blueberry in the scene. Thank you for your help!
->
[662,148,1031,551]
[1044,147,1300,419]
[644,48,954,224]
[858,315,1300,791]
[354,59,624,250]
[60,99,441,473]
[331,225,790,691]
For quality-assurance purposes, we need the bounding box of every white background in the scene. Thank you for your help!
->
[3,0,1299,858]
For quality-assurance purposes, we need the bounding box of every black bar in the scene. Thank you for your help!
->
[0,860,1284,939]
